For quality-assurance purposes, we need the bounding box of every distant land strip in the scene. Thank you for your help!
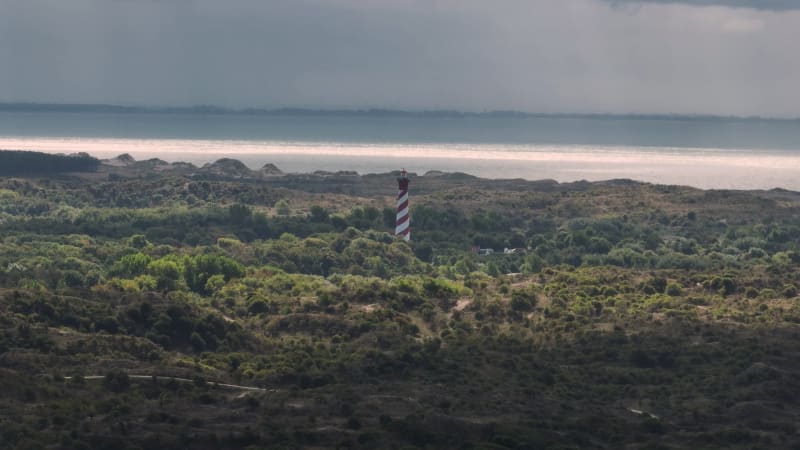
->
[0,101,798,123]
[0,149,99,175]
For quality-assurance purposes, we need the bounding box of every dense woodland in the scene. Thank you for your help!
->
[1,154,800,449]
[0,151,99,176]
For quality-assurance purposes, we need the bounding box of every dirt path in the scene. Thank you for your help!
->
[62,375,275,392]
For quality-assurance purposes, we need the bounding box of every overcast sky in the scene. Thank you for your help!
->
[1,0,799,117]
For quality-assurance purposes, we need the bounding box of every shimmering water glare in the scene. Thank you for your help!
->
[0,111,798,190]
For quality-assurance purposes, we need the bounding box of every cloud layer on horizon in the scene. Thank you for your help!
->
[1,0,799,117]
[604,0,800,11]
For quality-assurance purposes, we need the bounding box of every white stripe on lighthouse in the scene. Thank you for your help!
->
[397,192,409,206]
[396,218,410,233]
[396,208,409,221]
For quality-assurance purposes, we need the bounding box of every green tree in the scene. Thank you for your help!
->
[309,205,330,222]
[147,259,183,291]
[275,199,290,216]
[116,253,152,277]
[228,203,252,225]
[204,274,226,293]
[184,254,245,294]
[128,234,150,249]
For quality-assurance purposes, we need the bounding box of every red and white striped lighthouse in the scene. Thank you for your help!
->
[395,169,410,241]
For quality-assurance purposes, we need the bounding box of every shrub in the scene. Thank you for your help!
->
[665,282,683,297]
[248,298,269,315]
[510,288,537,311]
[190,332,207,352]
[104,371,130,393]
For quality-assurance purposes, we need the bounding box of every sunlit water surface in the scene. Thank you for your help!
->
[0,136,798,191]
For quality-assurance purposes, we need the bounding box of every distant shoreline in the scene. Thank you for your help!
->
[2,137,799,191]
[1,101,798,123]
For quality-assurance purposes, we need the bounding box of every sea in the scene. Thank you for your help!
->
[0,110,799,191]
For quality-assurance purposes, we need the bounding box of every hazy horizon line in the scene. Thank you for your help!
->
[1,101,798,123]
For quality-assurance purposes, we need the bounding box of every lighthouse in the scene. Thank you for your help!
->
[395,169,411,241]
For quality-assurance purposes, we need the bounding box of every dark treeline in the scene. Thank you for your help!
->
[0,150,99,175]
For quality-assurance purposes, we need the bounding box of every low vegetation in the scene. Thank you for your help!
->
[1,155,800,449]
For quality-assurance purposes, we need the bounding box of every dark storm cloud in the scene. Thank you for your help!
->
[605,0,800,10]
[0,0,799,116]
